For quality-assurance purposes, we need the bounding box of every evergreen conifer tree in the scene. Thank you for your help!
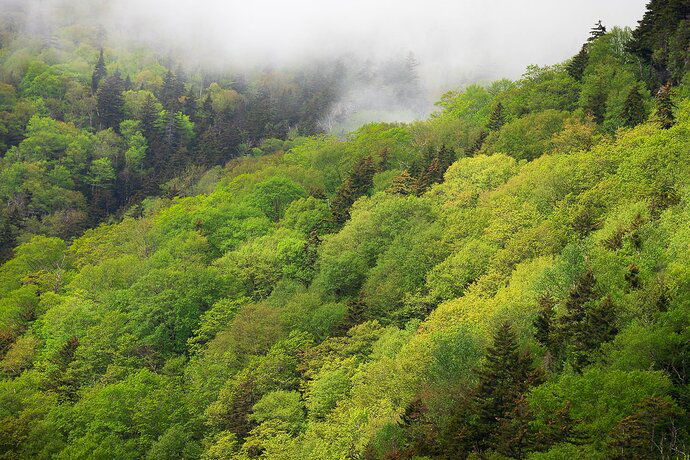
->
[533,295,556,352]
[628,0,690,83]
[387,170,416,196]
[139,95,158,146]
[96,72,124,130]
[331,156,375,225]
[91,48,106,93]
[472,323,542,456]
[567,45,589,82]
[487,102,506,131]
[585,89,607,124]
[607,396,682,459]
[549,270,593,367]
[160,70,184,112]
[656,83,675,129]
[378,147,389,172]
[554,271,619,371]
[182,88,198,122]
[415,157,442,195]
[341,294,368,331]
[623,84,647,128]
[581,295,618,355]
[467,130,488,156]
[414,146,454,195]
[349,155,376,196]
[588,20,607,42]
[438,145,455,170]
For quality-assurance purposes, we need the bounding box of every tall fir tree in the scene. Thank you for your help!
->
[123,74,132,91]
[160,70,184,112]
[487,102,506,131]
[96,72,124,130]
[331,155,375,225]
[182,88,198,122]
[340,293,369,332]
[554,271,618,371]
[467,130,488,156]
[551,270,595,368]
[387,170,416,196]
[378,147,389,172]
[588,20,607,42]
[567,45,589,82]
[533,295,556,353]
[414,145,455,195]
[584,89,607,124]
[607,396,683,459]
[581,295,618,353]
[91,48,106,93]
[139,95,158,147]
[656,83,675,129]
[622,84,647,128]
[471,323,543,457]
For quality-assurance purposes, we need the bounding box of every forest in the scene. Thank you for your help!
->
[0,0,689,459]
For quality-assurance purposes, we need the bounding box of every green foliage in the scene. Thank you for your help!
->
[249,176,307,222]
[487,102,506,131]
[481,110,569,160]
[330,155,376,225]
[622,84,648,127]
[501,65,580,117]
[567,46,589,82]
[528,368,673,446]
[656,83,676,129]
[1,4,690,459]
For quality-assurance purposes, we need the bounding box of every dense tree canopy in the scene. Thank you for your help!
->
[1,1,690,459]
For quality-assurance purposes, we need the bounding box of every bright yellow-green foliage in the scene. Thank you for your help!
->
[2,99,689,457]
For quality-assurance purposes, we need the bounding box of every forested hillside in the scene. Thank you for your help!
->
[1,1,690,459]
[0,1,360,260]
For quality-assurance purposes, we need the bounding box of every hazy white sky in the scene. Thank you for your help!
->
[8,0,649,93]
[95,0,648,83]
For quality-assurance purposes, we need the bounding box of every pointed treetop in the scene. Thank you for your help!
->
[487,102,506,131]
[387,170,416,196]
[656,83,675,129]
[91,47,107,93]
[622,84,647,128]
[588,20,607,42]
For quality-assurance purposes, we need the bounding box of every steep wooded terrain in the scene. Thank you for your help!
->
[1,2,689,459]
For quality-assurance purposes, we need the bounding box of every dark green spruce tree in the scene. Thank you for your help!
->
[182,88,198,122]
[467,130,488,156]
[656,83,675,129]
[622,84,647,128]
[91,48,106,93]
[533,295,556,353]
[139,94,158,145]
[414,145,455,195]
[554,271,618,371]
[160,70,184,112]
[487,102,506,131]
[567,45,589,82]
[331,155,376,225]
[471,322,543,458]
[628,0,690,84]
[588,20,607,42]
[96,72,124,130]
[584,88,607,124]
